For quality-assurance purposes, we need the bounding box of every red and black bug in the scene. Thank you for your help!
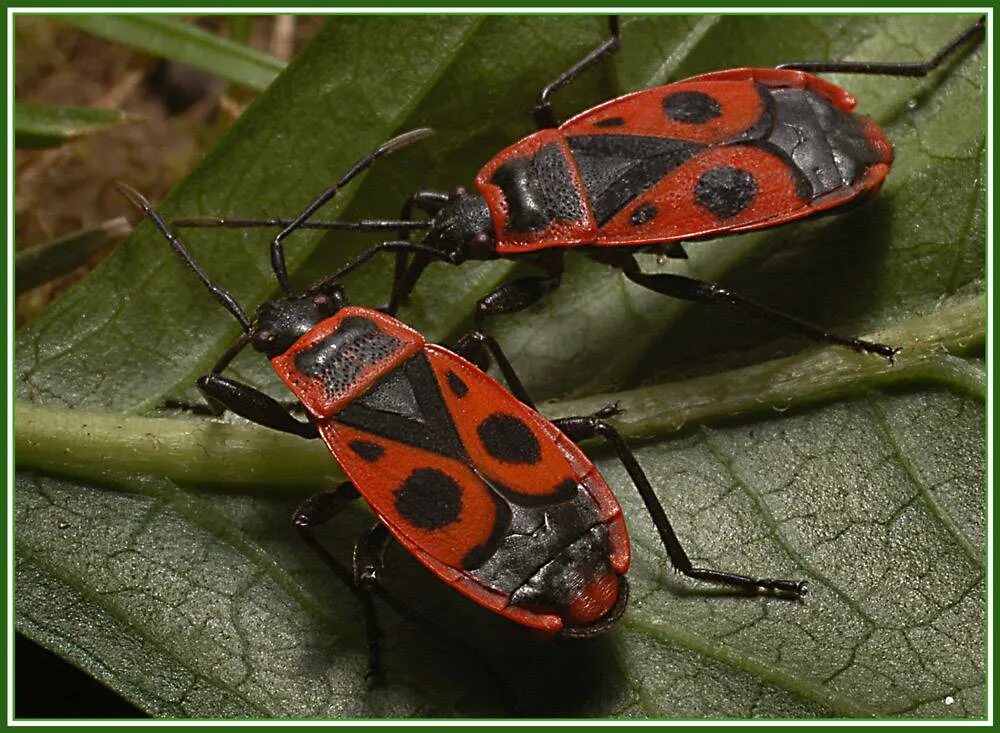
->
[117,135,806,667]
[178,16,984,361]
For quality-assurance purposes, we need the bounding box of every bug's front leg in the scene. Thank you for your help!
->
[197,373,317,439]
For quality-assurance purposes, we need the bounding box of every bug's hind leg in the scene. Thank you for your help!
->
[600,249,899,361]
[776,16,984,76]
[453,330,536,409]
[552,412,807,599]
[623,267,900,361]
[348,522,522,705]
[534,16,620,129]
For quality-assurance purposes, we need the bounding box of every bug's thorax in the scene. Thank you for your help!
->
[270,307,425,419]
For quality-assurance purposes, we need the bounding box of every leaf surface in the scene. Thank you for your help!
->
[14,103,133,149]
[14,15,986,719]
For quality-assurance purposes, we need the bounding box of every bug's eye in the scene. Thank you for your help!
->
[251,329,275,352]
[312,293,333,312]
[449,186,467,200]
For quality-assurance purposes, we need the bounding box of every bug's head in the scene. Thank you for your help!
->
[250,284,347,358]
[425,188,496,262]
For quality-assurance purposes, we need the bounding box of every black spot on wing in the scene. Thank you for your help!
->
[629,202,658,226]
[594,116,625,128]
[394,468,462,530]
[694,166,758,219]
[663,91,721,124]
[446,370,468,398]
[478,413,542,465]
[349,440,384,462]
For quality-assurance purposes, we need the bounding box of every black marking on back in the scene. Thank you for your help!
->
[335,353,467,461]
[733,83,777,143]
[466,481,609,601]
[461,490,513,570]
[477,412,542,465]
[349,440,384,462]
[662,90,721,124]
[356,368,422,420]
[764,87,881,200]
[478,472,579,508]
[461,474,582,572]
[394,467,462,530]
[294,316,402,398]
[630,202,658,226]
[594,116,625,128]
[694,166,758,219]
[446,370,469,398]
[567,134,703,226]
[745,140,814,202]
[491,142,584,233]
[509,524,613,612]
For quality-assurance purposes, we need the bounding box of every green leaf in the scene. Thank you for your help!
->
[15,102,134,149]
[60,14,284,92]
[15,15,985,719]
[15,218,130,292]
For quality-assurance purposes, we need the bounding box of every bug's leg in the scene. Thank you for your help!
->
[619,262,900,361]
[350,524,519,703]
[171,215,428,233]
[383,191,451,315]
[351,522,396,682]
[402,190,451,222]
[474,274,562,324]
[385,253,433,316]
[354,523,392,591]
[777,16,984,76]
[193,339,316,437]
[453,331,536,410]
[534,16,621,129]
[269,128,434,294]
[197,374,318,438]
[552,413,808,598]
[469,252,565,330]
[178,333,318,435]
[451,250,562,405]
[293,483,387,681]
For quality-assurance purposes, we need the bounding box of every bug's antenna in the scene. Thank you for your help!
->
[115,183,252,332]
[172,216,432,233]
[307,240,452,296]
[271,127,436,296]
